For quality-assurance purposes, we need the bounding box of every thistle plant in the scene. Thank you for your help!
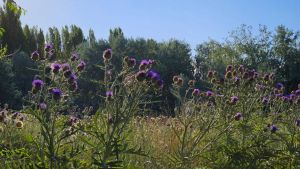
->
[166,75,233,169]
[205,65,300,168]
[22,44,86,168]
[81,50,163,168]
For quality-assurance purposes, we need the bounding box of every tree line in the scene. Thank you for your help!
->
[0,0,299,115]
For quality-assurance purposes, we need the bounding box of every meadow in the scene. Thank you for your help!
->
[0,45,299,169]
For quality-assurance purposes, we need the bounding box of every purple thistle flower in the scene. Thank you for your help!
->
[77,60,86,71]
[39,102,47,110]
[103,49,112,61]
[32,80,44,90]
[139,59,150,70]
[146,70,160,80]
[253,72,259,79]
[238,65,244,73]
[276,83,284,89]
[51,88,62,100]
[234,112,242,121]
[192,89,200,97]
[282,96,290,102]
[45,43,53,52]
[31,51,39,61]
[62,63,71,71]
[270,124,278,133]
[234,76,240,84]
[288,94,296,100]
[68,73,77,83]
[230,96,238,104]
[296,119,300,126]
[262,97,269,105]
[155,79,164,89]
[51,63,61,74]
[71,52,80,61]
[136,71,147,81]
[206,91,213,97]
[275,93,283,99]
[295,89,300,95]
[106,90,113,101]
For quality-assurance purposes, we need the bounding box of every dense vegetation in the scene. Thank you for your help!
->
[0,0,300,168]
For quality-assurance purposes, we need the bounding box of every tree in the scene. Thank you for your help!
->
[36,29,45,59]
[62,26,72,57]
[69,25,84,49]
[0,57,22,108]
[23,25,35,53]
[273,25,300,90]
[108,28,127,70]
[88,29,96,48]
[0,0,25,53]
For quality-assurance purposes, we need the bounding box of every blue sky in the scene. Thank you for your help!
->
[12,0,300,51]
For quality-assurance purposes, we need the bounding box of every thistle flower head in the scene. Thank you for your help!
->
[103,49,112,61]
[139,59,149,70]
[106,90,113,101]
[51,88,62,100]
[69,81,78,91]
[173,75,179,83]
[63,70,72,78]
[263,74,270,81]
[234,112,242,121]
[270,124,278,133]
[262,97,269,105]
[45,43,53,52]
[155,79,164,89]
[281,96,290,102]
[125,57,136,67]
[296,119,300,126]
[230,96,239,104]
[69,73,77,83]
[188,80,196,87]
[136,71,146,81]
[71,52,79,61]
[226,65,233,72]
[288,94,296,100]
[192,89,200,97]
[39,102,47,110]
[176,77,183,86]
[77,60,86,71]
[206,91,213,97]
[51,63,61,74]
[146,70,160,80]
[62,63,71,71]
[242,72,249,79]
[32,79,44,90]
[295,89,300,95]
[31,51,39,61]
[234,76,240,84]
[207,70,214,79]
[225,71,233,79]
[238,65,244,73]
[276,83,284,89]
[16,121,24,128]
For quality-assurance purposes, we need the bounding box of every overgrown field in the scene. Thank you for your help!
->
[0,46,299,169]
